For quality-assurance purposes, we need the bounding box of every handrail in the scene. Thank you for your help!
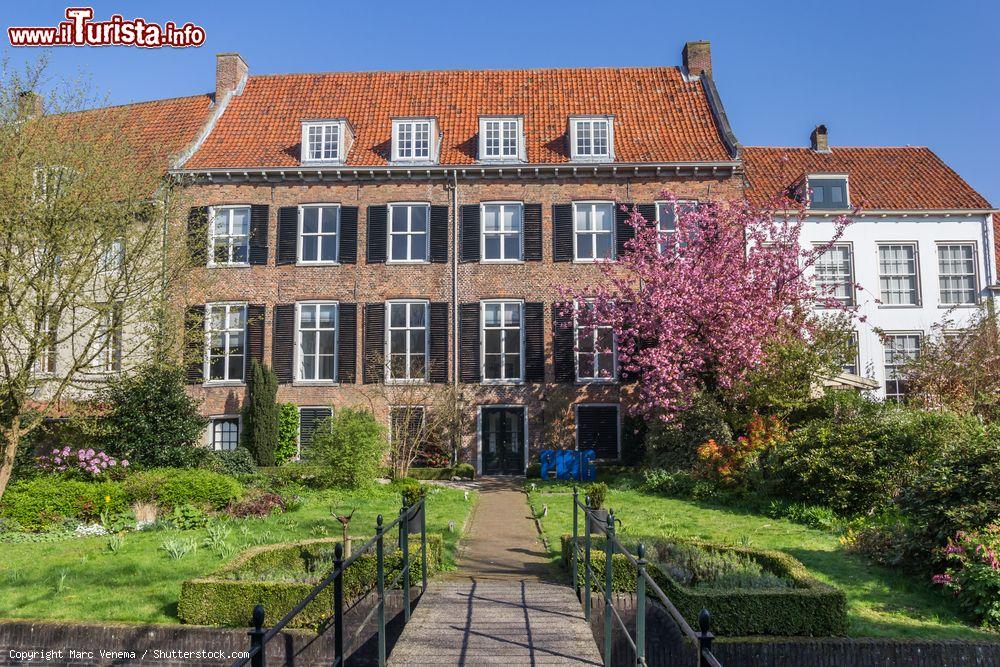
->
[232,495,427,667]
[571,488,722,667]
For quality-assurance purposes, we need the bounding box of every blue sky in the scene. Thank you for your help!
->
[5,0,998,204]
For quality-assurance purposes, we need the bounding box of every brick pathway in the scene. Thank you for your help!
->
[388,477,602,666]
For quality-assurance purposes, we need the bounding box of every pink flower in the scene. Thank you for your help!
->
[121,460,129,468]
[932,574,953,585]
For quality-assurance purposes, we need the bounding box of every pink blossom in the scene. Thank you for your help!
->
[932,574,953,585]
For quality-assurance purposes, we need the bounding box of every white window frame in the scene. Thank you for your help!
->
[301,120,346,164]
[877,242,921,307]
[391,118,436,163]
[478,116,524,162]
[208,205,251,268]
[295,301,339,384]
[936,242,979,306]
[98,238,125,275]
[573,403,622,459]
[574,301,617,383]
[654,200,698,252]
[388,203,431,264]
[385,299,430,383]
[480,202,524,263]
[481,299,525,384]
[207,415,241,452]
[812,242,856,307]
[34,312,57,376]
[569,116,614,162]
[297,204,341,265]
[98,302,123,373]
[573,201,616,263]
[805,174,851,210]
[204,302,247,384]
[883,331,922,402]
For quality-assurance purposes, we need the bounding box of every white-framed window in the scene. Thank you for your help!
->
[205,303,246,383]
[884,333,921,402]
[389,203,430,262]
[575,301,616,383]
[34,312,57,375]
[98,239,124,275]
[655,200,698,252]
[98,302,122,372]
[209,416,241,452]
[479,117,522,161]
[296,302,338,383]
[301,121,344,163]
[813,243,855,306]
[937,243,978,305]
[842,332,859,376]
[481,202,523,262]
[392,119,435,162]
[482,300,523,383]
[209,206,250,267]
[570,117,613,161]
[386,300,428,382]
[574,202,615,261]
[298,204,340,264]
[878,243,920,306]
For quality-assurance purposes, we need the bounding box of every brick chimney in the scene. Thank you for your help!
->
[683,41,712,78]
[17,91,43,120]
[810,124,830,152]
[215,53,248,102]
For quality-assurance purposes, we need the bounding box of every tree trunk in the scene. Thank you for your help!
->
[0,419,22,502]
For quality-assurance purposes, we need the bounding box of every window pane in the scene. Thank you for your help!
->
[578,239,594,260]
[483,205,500,232]
[409,354,425,378]
[227,354,243,380]
[503,235,519,259]
[303,207,319,234]
[504,330,520,353]
[320,355,335,380]
[484,304,501,326]
[410,236,427,261]
[300,306,316,328]
[484,355,501,379]
[318,331,335,355]
[504,304,520,325]
[231,208,249,235]
[485,330,502,353]
[578,354,594,378]
[504,354,520,379]
[410,304,426,327]
[390,330,406,353]
[484,236,501,259]
[409,329,425,352]
[595,234,613,260]
[390,304,407,327]
[321,207,338,233]
[576,206,592,231]
[391,207,407,232]
[302,236,318,261]
[593,205,613,231]
[411,206,428,232]
[391,235,408,260]
[320,239,337,262]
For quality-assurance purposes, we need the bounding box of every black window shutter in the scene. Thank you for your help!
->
[552,204,574,262]
[272,304,295,383]
[246,304,266,368]
[619,306,647,384]
[276,207,298,265]
[184,305,205,384]
[339,206,358,264]
[615,202,635,259]
[459,303,481,383]
[363,303,385,383]
[187,207,209,266]
[577,405,619,459]
[299,407,333,455]
[366,205,388,263]
[428,302,449,383]
[524,302,545,382]
[337,303,357,383]
[460,204,480,263]
[637,204,657,227]
[523,204,542,261]
[430,205,448,263]
[552,302,575,383]
[249,205,269,265]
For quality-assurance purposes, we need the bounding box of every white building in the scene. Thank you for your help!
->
[745,127,997,400]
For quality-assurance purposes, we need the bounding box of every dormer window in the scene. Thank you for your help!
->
[479,117,523,162]
[392,118,437,163]
[569,116,614,162]
[301,120,351,165]
[806,175,849,210]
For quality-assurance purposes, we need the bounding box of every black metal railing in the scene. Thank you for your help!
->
[572,488,721,667]
[233,494,428,667]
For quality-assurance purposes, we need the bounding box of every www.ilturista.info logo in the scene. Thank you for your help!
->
[8,7,206,48]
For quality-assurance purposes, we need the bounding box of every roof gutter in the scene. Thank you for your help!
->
[781,208,996,217]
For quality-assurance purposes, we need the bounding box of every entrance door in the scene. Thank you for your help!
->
[481,407,524,475]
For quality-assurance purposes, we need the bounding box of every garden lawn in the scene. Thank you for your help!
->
[0,484,475,624]
[527,485,993,639]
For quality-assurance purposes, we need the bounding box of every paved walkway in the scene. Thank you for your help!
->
[388,477,602,666]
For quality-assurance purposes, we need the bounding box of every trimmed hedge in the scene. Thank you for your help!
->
[407,465,475,481]
[122,468,243,509]
[0,478,130,530]
[561,535,846,637]
[179,534,444,627]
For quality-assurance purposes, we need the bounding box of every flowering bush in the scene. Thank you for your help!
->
[37,447,128,478]
[694,414,786,487]
[934,528,1000,628]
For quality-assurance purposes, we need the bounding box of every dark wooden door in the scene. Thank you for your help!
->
[482,407,524,475]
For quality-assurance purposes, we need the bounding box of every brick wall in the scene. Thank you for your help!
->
[181,173,744,467]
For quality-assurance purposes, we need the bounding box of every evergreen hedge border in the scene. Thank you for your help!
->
[560,535,847,637]
[179,534,443,628]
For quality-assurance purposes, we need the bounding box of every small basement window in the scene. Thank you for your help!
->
[806,176,849,210]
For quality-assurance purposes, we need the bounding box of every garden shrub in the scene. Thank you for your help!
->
[166,504,209,530]
[620,414,648,466]
[123,468,243,509]
[275,403,299,465]
[406,464,475,480]
[204,447,257,477]
[934,526,1000,629]
[397,479,424,508]
[453,463,475,480]
[242,361,279,466]
[310,408,387,489]
[0,478,128,530]
[260,465,335,489]
[644,393,733,472]
[640,468,697,496]
[694,414,786,488]
[585,482,608,509]
[841,509,911,567]
[226,490,285,518]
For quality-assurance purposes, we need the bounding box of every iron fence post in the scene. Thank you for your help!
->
[584,495,592,622]
[400,503,411,622]
[603,510,615,667]
[333,542,344,666]
[249,603,266,667]
[420,496,428,591]
[636,543,647,667]
[698,608,715,667]
[376,514,386,667]
[572,486,579,601]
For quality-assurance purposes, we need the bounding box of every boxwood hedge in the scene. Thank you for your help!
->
[561,535,846,637]
[179,534,443,628]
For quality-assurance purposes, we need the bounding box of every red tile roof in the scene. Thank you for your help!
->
[743,146,992,211]
[184,67,734,169]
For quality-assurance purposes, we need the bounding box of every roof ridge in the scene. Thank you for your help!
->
[745,145,931,150]
[51,92,213,117]
[245,65,680,80]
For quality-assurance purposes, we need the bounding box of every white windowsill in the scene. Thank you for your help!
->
[296,261,342,267]
[293,380,341,387]
[207,263,251,269]
[203,381,246,388]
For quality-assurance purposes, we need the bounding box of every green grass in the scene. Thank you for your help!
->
[0,483,475,624]
[527,484,994,639]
